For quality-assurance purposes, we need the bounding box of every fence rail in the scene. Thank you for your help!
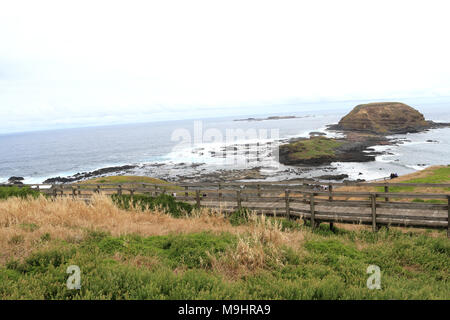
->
[2,181,449,237]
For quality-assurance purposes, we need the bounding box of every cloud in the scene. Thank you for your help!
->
[1,0,450,133]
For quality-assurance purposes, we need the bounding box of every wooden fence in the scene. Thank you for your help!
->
[3,180,450,237]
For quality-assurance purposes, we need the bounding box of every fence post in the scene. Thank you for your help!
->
[257,184,261,198]
[447,196,450,239]
[237,190,242,211]
[77,185,81,196]
[96,185,100,194]
[371,194,378,232]
[384,184,389,202]
[52,185,57,198]
[118,185,122,196]
[72,186,76,199]
[218,184,222,201]
[195,190,201,208]
[154,186,158,196]
[185,186,188,198]
[310,193,316,231]
[329,185,334,230]
[285,189,290,220]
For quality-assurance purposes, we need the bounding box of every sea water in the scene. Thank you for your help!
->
[1,100,449,183]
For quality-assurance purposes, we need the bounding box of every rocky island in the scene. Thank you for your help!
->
[329,102,449,134]
[279,102,450,166]
[234,115,309,121]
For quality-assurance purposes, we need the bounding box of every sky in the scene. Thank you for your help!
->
[1,0,450,133]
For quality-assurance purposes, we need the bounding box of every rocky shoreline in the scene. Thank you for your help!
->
[279,133,388,166]
[41,165,138,184]
[5,130,435,185]
[279,102,450,167]
[6,103,449,185]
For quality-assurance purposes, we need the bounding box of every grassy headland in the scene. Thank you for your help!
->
[0,193,448,299]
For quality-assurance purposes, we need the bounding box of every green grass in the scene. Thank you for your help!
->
[1,227,448,299]
[412,199,447,204]
[281,137,344,161]
[81,176,185,193]
[111,194,194,218]
[0,186,41,199]
[376,165,450,193]
[1,182,449,299]
[228,208,251,226]
[401,166,450,184]
[82,176,170,185]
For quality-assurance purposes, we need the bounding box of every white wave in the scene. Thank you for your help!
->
[404,164,430,171]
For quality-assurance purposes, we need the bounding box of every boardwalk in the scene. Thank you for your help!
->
[3,180,449,236]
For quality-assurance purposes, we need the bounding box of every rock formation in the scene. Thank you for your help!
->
[333,102,431,134]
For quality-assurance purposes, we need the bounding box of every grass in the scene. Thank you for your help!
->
[0,194,448,300]
[375,165,450,194]
[0,186,40,200]
[412,199,447,204]
[111,194,194,218]
[81,176,170,185]
[79,175,186,195]
[280,137,344,161]
[398,166,450,184]
[337,165,450,202]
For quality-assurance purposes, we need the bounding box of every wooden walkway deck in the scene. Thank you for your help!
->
[3,180,449,236]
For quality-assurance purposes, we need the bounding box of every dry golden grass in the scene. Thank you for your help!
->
[209,216,290,279]
[0,194,305,265]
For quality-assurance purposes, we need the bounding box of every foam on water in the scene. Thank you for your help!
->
[1,104,449,183]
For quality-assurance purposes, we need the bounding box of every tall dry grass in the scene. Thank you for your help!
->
[208,214,301,279]
[0,194,305,265]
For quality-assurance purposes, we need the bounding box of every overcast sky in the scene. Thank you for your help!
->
[1,0,450,133]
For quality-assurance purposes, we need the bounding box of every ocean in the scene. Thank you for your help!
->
[1,100,450,184]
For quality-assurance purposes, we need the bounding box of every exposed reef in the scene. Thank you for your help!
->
[43,165,137,184]
[234,115,310,122]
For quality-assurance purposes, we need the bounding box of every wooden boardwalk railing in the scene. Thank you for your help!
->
[2,180,449,237]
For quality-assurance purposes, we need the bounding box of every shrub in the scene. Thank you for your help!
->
[229,208,251,226]
[0,186,40,200]
[8,235,25,245]
[40,233,51,242]
[111,194,193,218]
